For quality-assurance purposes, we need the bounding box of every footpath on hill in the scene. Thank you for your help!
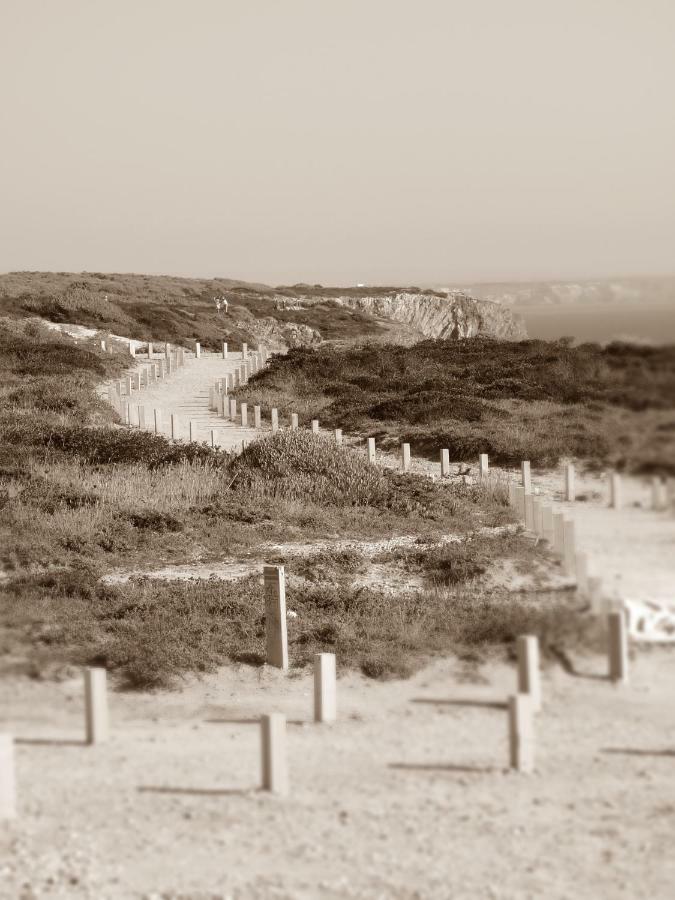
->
[105,349,675,630]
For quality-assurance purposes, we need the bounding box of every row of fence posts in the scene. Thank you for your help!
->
[505,458,630,683]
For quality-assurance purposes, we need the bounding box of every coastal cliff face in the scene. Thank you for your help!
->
[330,291,527,340]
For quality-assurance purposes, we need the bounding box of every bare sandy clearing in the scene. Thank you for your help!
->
[1,651,675,898]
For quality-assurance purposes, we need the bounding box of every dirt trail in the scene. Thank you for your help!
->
[107,350,267,452]
[2,650,675,898]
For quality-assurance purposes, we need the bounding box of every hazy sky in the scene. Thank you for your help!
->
[1,0,674,285]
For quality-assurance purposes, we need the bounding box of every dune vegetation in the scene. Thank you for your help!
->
[0,317,594,687]
[234,338,675,474]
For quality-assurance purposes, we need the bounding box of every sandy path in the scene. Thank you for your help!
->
[2,650,675,898]
[108,350,269,452]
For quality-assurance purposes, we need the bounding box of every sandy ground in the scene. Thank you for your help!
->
[2,649,675,899]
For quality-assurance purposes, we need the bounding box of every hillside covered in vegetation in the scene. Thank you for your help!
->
[235,338,675,474]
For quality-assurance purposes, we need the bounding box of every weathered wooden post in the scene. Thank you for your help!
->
[608,611,629,683]
[541,504,554,544]
[195,341,201,359]
[84,667,108,745]
[562,518,576,576]
[291,413,299,430]
[565,463,576,502]
[575,552,589,595]
[153,409,162,434]
[478,453,489,479]
[532,497,543,536]
[401,443,411,472]
[440,449,450,477]
[311,419,319,434]
[189,420,196,442]
[0,735,16,819]
[147,341,153,358]
[508,694,534,773]
[229,397,237,420]
[171,413,179,440]
[263,565,288,669]
[314,653,337,723]
[609,472,622,510]
[367,437,376,463]
[240,403,248,427]
[254,405,262,428]
[271,408,279,433]
[552,510,565,556]
[516,636,541,712]
[521,460,531,493]
[335,428,342,445]
[524,494,534,531]
[210,429,216,448]
[222,341,228,359]
[514,486,525,521]
[242,342,248,358]
[260,714,288,795]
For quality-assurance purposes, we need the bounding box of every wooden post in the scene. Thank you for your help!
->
[575,552,589,595]
[217,393,225,417]
[195,341,201,358]
[565,463,576,502]
[263,565,288,670]
[84,667,109,745]
[652,476,667,511]
[541,504,554,544]
[229,397,237,419]
[401,443,411,472]
[210,429,216,448]
[367,437,376,463]
[171,413,179,440]
[137,406,146,430]
[608,612,629,683]
[508,694,534,773]
[335,428,342,445]
[516,635,541,712]
[124,375,132,395]
[260,714,288,795]
[314,653,337,723]
[552,510,565,556]
[588,575,604,614]
[562,518,576,576]
[240,402,248,427]
[254,405,262,428]
[478,453,489,479]
[609,472,622,510]
[222,341,228,359]
[440,449,450,477]
[165,342,171,359]
[521,460,531,493]
[122,402,130,425]
[524,494,534,531]
[271,408,279,433]
[514,486,525,521]
[0,735,16,819]
[311,419,319,434]
[189,420,196,442]
[291,413,299,430]
[147,341,153,358]
[242,342,248,358]
[532,497,543,536]
[153,409,162,434]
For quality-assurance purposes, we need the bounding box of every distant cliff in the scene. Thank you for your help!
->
[329,291,526,340]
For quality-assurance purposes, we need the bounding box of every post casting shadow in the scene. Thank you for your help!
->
[138,786,256,797]
[412,698,507,710]
[389,762,495,775]
[602,748,675,758]
[15,737,85,747]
